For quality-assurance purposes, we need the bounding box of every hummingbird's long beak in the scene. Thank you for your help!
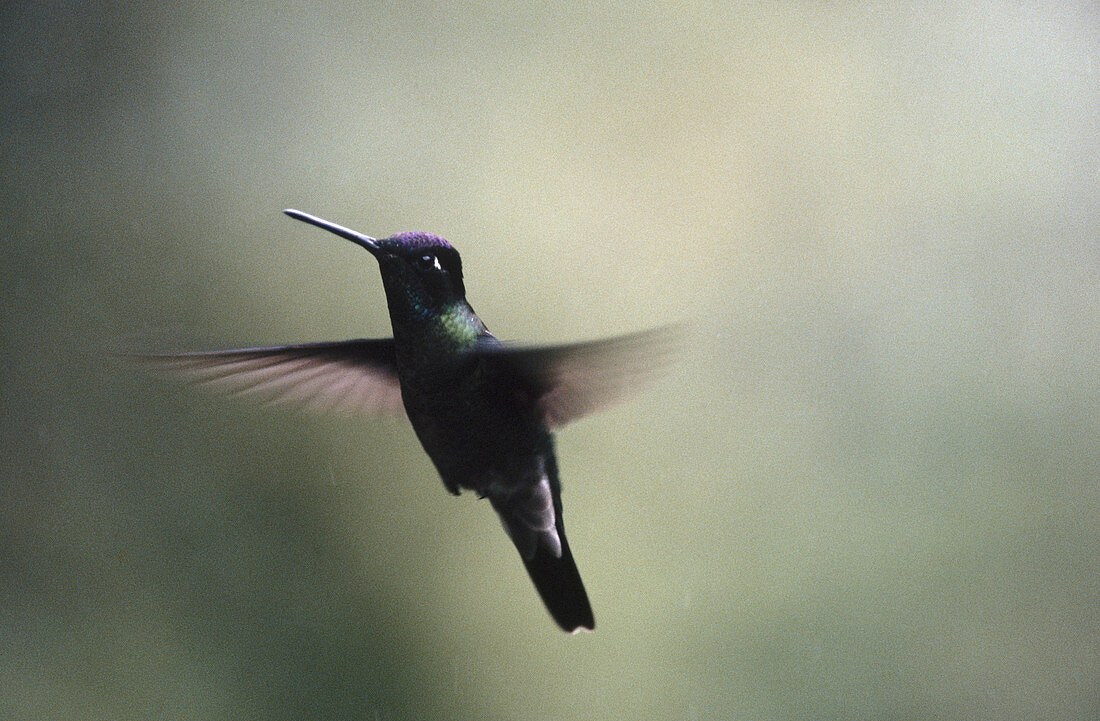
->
[284,209,380,255]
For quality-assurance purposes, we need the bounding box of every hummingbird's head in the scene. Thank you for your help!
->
[283,209,467,317]
[371,231,467,311]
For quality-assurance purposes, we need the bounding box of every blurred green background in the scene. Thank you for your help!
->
[2,2,1097,719]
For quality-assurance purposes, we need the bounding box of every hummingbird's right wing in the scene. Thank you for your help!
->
[125,339,404,415]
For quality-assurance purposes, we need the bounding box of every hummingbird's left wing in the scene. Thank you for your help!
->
[126,339,404,414]
[479,326,679,429]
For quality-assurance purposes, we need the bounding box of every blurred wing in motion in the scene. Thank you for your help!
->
[126,339,404,415]
[481,326,681,429]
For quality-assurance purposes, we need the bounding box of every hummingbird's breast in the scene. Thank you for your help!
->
[397,349,550,497]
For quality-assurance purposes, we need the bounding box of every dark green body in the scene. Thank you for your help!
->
[370,229,594,630]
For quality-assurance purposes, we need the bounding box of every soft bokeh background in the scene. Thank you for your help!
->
[2,2,1097,719]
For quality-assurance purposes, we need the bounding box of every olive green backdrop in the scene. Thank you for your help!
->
[2,2,1097,720]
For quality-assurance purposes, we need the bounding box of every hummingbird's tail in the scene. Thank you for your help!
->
[489,471,594,633]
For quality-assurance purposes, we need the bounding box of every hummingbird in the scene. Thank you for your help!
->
[135,209,676,632]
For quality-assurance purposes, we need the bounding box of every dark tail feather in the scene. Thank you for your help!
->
[519,522,594,632]
[490,495,595,633]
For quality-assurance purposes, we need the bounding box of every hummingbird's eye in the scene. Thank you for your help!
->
[417,253,442,272]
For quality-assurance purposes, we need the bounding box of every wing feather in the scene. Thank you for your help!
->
[480,326,680,428]
[125,339,404,415]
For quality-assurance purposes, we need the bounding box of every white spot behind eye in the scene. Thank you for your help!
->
[417,253,444,273]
